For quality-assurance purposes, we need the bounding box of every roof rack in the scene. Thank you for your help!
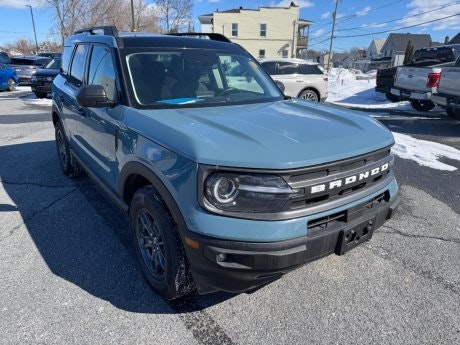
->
[166,32,231,43]
[73,26,118,37]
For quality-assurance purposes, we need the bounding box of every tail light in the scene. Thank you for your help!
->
[426,72,441,88]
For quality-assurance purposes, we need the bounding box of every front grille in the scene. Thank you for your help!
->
[280,147,393,213]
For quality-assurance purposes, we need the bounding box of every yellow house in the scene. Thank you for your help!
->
[198,3,312,59]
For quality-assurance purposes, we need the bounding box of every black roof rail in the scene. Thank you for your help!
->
[73,26,118,37]
[166,32,231,43]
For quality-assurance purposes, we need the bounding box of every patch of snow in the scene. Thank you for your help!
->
[392,132,460,171]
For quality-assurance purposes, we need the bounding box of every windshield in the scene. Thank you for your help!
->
[45,58,61,69]
[124,49,283,108]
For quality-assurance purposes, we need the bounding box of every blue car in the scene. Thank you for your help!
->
[0,63,18,91]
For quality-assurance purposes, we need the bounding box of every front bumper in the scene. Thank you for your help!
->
[183,191,400,294]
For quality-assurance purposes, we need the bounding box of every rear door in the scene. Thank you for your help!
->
[271,62,302,97]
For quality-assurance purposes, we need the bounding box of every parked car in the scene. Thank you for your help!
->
[52,26,398,300]
[375,44,460,102]
[8,56,50,85]
[31,58,61,98]
[431,56,460,119]
[0,63,18,91]
[259,58,328,102]
[38,52,62,59]
[391,61,452,111]
[0,52,11,64]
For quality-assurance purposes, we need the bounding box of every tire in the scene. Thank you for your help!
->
[130,186,194,300]
[385,92,400,102]
[446,107,460,120]
[35,92,47,98]
[410,99,435,111]
[54,120,83,177]
[298,89,319,102]
[7,78,16,91]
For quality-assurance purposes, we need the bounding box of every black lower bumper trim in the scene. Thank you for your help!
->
[183,195,399,294]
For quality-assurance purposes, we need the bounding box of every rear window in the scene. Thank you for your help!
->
[11,58,49,66]
[412,48,454,63]
[298,64,324,75]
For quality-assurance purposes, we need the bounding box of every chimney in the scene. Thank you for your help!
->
[445,36,449,44]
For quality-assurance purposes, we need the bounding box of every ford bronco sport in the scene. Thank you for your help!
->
[52,26,399,299]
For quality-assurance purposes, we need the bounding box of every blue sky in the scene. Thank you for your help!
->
[1,0,459,52]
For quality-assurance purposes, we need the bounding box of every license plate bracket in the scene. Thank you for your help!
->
[336,217,376,255]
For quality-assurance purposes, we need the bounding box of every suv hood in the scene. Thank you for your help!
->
[128,100,394,169]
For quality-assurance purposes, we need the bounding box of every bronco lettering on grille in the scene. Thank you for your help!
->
[310,163,389,194]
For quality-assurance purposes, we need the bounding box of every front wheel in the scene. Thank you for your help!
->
[298,89,319,102]
[7,78,16,91]
[130,186,194,300]
[410,99,435,111]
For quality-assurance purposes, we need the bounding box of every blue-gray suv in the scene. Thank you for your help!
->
[52,26,399,299]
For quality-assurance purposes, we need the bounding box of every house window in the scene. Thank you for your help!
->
[231,23,238,37]
[260,24,267,37]
[282,50,288,58]
[259,50,265,58]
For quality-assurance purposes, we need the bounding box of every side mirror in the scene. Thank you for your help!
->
[76,85,115,108]
[275,80,285,93]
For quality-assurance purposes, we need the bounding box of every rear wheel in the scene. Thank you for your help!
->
[410,99,435,111]
[385,91,400,102]
[446,107,460,120]
[54,120,83,177]
[130,186,194,300]
[7,78,16,91]
[35,92,47,98]
[298,89,319,102]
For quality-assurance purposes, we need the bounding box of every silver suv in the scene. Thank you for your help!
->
[259,58,328,102]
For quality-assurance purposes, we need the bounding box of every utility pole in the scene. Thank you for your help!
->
[327,0,339,73]
[130,0,136,31]
[26,5,39,54]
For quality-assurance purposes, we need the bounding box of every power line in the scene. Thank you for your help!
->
[336,1,459,32]
[335,0,405,25]
[336,13,460,38]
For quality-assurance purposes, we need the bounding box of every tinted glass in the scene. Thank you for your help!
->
[260,62,276,74]
[69,44,90,86]
[88,45,117,101]
[276,62,298,75]
[45,58,61,69]
[61,46,72,75]
[125,49,282,108]
[298,64,323,75]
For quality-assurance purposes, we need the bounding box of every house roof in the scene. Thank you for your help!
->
[370,38,385,53]
[448,32,460,44]
[382,33,432,52]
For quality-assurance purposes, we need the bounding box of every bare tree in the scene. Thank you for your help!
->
[154,0,193,33]
[4,39,36,55]
[43,0,160,46]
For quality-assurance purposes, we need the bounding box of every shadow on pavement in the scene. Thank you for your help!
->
[0,140,233,313]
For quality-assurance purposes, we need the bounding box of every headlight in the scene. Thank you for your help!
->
[204,172,299,213]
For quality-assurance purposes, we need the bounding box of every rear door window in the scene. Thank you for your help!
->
[275,62,298,75]
[69,44,90,87]
[298,64,324,75]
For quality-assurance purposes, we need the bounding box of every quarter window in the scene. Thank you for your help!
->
[260,24,267,37]
[232,23,238,37]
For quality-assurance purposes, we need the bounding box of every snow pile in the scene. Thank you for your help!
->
[326,68,412,110]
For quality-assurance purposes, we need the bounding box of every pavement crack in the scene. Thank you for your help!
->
[364,245,460,296]
[0,187,78,242]
[381,225,460,244]
[0,179,87,189]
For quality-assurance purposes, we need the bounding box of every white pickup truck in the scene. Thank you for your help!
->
[431,57,460,120]
[390,61,451,111]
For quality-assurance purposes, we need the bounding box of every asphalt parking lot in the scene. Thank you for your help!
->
[0,89,459,345]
